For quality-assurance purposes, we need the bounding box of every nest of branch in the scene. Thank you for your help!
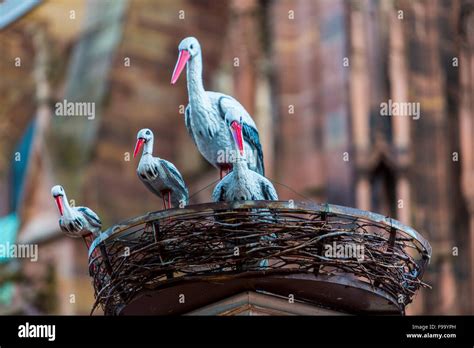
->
[88,201,431,315]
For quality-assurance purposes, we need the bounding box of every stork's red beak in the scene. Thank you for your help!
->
[54,196,64,216]
[231,121,244,155]
[171,50,190,84]
[134,138,145,158]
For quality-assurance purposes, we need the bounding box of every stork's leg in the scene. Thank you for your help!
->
[82,233,93,249]
[220,164,232,179]
[168,191,171,209]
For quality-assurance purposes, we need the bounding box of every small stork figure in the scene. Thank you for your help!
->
[212,117,277,269]
[51,185,102,247]
[212,117,278,202]
[134,128,189,209]
[171,36,265,178]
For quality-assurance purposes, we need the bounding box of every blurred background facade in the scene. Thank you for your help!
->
[0,0,473,314]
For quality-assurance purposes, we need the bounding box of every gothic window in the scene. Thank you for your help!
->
[370,160,396,217]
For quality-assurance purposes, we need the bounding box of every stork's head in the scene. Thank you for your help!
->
[134,128,153,158]
[230,116,244,156]
[171,37,201,84]
[51,185,65,215]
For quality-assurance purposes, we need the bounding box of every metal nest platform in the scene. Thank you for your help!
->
[88,201,431,315]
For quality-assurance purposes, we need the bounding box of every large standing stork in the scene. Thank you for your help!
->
[134,128,189,209]
[171,36,265,178]
[212,117,277,202]
[51,185,102,246]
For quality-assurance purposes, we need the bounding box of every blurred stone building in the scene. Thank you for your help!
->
[0,0,473,314]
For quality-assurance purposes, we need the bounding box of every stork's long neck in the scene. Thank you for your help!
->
[233,148,248,179]
[186,53,208,106]
[61,193,74,217]
[143,138,154,156]
[234,160,247,179]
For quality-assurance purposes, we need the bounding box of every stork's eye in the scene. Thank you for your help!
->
[190,44,194,50]
[146,130,150,135]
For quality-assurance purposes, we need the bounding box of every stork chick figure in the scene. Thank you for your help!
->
[212,116,277,269]
[134,128,189,209]
[212,116,278,202]
[51,185,102,247]
[171,36,265,179]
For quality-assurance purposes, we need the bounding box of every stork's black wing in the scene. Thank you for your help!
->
[161,159,190,204]
[78,207,102,229]
[260,180,278,201]
[242,123,265,175]
[161,159,185,182]
[211,181,226,202]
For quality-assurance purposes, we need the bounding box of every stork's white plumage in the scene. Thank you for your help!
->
[51,185,102,238]
[171,37,265,178]
[134,128,189,209]
[212,118,278,202]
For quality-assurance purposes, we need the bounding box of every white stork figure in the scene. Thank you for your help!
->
[212,117,278,202]
[171,36,265,179]
[134,128,189,209]
[212,117,277,269]
[51,185,102,245]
